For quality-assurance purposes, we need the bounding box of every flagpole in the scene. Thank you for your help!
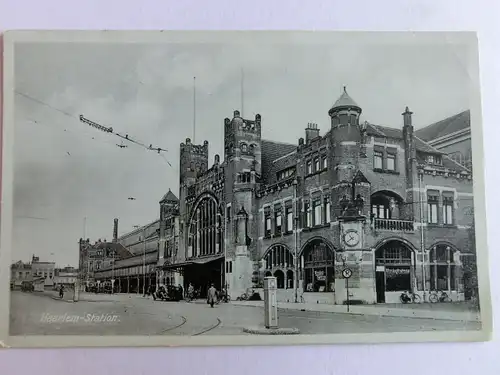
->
[193,76,196,143]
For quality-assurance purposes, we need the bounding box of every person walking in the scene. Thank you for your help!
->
[207,283,217,308]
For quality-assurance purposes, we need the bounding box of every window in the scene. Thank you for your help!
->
[275,208,282,235]
[285,205,293,232]
[324,197,331,223]
[426,155,442,165]
[372,204,388,219]
[264,208,272,237]
[322,155,328,169]
[304,201,311,228]
[443,193,454,225]
[249,144,255,155]
[430,245,456,291]
[387,153,396,171]
[314,157,320,172]
[241,143,248,152]
[374,151,383,169]
[226,205,231,222]
[427,191,439,224]
[313,199,322,226]
[306,160,312,175]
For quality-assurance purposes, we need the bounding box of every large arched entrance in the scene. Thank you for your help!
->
[375,239,415,303]
[301,238,335,293]
[184,193,224,295]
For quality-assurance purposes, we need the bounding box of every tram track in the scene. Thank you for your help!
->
[157,315,222,336]
[192,318,222,336]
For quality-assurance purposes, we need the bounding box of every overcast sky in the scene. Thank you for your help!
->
[12,40,473,267]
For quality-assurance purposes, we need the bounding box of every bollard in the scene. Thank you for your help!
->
[73,281,80,302]
[264,276,278,329]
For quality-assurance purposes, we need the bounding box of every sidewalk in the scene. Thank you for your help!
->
[231,300,481,322]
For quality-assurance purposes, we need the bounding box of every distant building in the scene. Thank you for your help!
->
[31,255,55,287]
[54,266,79,286]
[10,261,32,288]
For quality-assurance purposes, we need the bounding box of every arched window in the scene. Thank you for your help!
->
[264,244,295,289]
[188,195,223,258]
[286,270,294,289]
[302,239,335,292]
[430,245,457,291]
[274,270,285,289]
[241,143,248,153]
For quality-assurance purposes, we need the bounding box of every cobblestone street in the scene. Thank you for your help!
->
[10,291,482,336]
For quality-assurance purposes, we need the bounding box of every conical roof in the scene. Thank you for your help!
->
[160,189,179,204]
[330,86,361,112]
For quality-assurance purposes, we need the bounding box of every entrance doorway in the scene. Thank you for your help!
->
[375,240,414,303]
[376,270,385,303]
[183,258,224,297]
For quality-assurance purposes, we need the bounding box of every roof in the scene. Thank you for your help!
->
[366,124,445,154]
[330,87,361,112]
[261,139,297,184]
[160,189,179,204]
[93,242,133,259]
[415,110,470,142]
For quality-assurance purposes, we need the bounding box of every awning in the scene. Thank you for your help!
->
[162,261,193,270]
[161,255,223,269]
[191,255,224,265]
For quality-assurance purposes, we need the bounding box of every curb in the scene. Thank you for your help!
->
[243,326,300,335]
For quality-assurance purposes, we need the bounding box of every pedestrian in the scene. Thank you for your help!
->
[149,284,157,300]
[178,284,184,301]
[207,283,217,308]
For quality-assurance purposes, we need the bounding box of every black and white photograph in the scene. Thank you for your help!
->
[0,31,492,347]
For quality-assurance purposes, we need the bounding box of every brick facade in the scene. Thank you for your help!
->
[151,88,475,304]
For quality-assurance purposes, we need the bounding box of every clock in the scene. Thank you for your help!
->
[343,229,360,247]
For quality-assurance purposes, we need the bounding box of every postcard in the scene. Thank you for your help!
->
[0,31,491,347]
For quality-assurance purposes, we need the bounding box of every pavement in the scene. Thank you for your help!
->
[231,300,481,322]
[9,291,482,336]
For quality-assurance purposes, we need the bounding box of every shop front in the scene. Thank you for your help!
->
[375,240,415,303]
[300,238,336,304]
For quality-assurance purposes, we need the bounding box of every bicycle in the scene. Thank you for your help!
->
[428,290,451,303]
[400,290,421,304]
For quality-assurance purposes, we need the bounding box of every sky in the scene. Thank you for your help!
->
[12,39,474,267]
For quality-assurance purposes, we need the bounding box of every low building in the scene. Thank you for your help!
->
[54,266,79,287]
[10,261,32,289]
[31,255,55,288]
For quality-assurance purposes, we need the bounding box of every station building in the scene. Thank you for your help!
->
[89,87,477,304]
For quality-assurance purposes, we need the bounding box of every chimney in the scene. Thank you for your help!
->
[113,218,119,243]
[305,123,320,143]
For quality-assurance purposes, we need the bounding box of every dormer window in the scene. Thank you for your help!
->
[314,157,320,172]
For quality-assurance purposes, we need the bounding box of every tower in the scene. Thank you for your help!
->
[402,106,418,220]
[223,110,262,296]
[179,138,209,188]
[328,86,364,218]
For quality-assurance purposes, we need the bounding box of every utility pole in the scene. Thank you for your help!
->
[143,226,146,296]
[293,178,299,303]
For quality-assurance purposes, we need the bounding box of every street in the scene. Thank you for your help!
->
[9,291,482,336]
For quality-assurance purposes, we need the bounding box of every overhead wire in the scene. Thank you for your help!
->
[15,90,174,166]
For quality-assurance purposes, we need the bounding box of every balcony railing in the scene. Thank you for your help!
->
[374,218,414,232]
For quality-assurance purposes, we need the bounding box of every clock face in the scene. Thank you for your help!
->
[343,229,360,247]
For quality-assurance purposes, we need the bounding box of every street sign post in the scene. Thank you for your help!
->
[342,268,352,312]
